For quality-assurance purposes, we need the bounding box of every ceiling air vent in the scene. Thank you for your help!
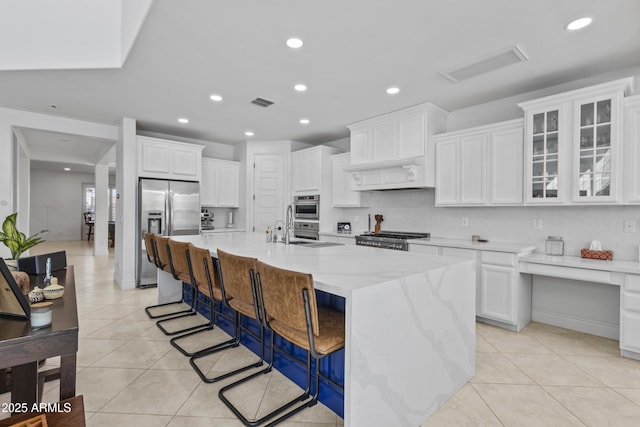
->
[441,44,528,83]
[250,97,275,108]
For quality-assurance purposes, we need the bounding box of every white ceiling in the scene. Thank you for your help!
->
[2,0,640,172]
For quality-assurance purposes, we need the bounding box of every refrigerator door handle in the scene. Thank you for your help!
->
[167,187,172,236]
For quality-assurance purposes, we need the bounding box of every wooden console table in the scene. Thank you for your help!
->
[0,267,79,412]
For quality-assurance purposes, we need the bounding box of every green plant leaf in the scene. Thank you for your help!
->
[0,212,46,259]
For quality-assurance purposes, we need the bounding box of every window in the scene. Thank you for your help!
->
[83,185,117,221]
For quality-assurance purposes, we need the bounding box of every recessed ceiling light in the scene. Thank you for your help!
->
[294,84,307,92]
[64,167,70,171]
[178,118,189,124]
[566,17,592,31]
[210,94,223,102]
[300,119,310,125]
[286,38,303,49]
[245,131,254,137]
[386,87,400,95]
[49,104,57,109]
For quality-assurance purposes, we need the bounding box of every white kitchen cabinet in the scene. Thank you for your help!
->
[332,153,361,207]
[346,102,447,190]
[292,146,341,195]
[489,125,524,204]
[137,136,203,181]
[479,264,516,323]
[291,145,342,232]
[435,119,523,206]
[292,148,321,193]
[621,274,640,355]
[519,78,632,205]
[201,158,240,207]
[623,96,640,203]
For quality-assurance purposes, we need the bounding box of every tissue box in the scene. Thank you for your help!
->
[580,249,613,260]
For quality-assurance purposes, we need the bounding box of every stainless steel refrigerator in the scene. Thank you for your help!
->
[136,178,200,287]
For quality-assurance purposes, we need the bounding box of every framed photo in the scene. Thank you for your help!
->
[0,258,30,319]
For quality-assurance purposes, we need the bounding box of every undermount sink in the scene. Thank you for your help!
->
[288,241,344,248]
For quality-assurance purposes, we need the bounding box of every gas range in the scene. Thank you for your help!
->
[355,231,431,251]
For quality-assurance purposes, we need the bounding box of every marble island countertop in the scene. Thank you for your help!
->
[170,231,476,426]
[174,232,474,298]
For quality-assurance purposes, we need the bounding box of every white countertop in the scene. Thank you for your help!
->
[172,232,474,298]
[520,252,640,274]
[409,236,537,254]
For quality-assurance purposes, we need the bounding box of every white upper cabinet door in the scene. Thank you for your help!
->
[201,158,240,207]
[172,146,201,179]
[200,158,217,206]
[397,112,426,159]
[292,149,321,193]
[371,120,396,163]
[623,96,640,204]
[139,139,171,176]
[216,161,240,207]
[489,125,524,204]
[459,134,486,204]
[435,138,459,205]
[137,136,203,180]
[332,153,360,207]
[350,129,370,165]
[572,92,622,203]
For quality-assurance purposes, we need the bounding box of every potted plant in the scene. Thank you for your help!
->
[0,213,47,266]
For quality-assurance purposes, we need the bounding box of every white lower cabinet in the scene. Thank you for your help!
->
[621,274,640,355]
[480,264,516,323]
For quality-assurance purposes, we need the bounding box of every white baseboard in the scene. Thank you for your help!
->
[532,309,619,340]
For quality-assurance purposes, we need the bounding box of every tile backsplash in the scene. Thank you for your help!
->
[338,189,640,261]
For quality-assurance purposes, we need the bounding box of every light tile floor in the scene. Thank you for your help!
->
[2,241,640,426]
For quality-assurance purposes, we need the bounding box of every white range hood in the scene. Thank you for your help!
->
[346,102,448,191]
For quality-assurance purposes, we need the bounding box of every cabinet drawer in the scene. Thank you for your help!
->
[480,251,516,267]
[441,247,476,260]
[625,274,640,292]
[624,292,640,313]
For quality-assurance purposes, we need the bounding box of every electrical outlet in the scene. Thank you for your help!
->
[533,218,543,230]
[461,217,469,226]
[624,219,636,233]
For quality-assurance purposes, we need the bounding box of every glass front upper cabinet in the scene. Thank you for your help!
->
[531,110,559,199]
[577,99,611,198]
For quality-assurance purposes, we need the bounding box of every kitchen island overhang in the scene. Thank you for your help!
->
[171,233,476,426]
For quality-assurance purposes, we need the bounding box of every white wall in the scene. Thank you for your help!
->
[29,169,117,242]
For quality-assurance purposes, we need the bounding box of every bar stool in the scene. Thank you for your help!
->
[189,249,267,383]
[155,239,210,336]
[218,260,345,426]
[143,233,193,320]
[170,243,239,357]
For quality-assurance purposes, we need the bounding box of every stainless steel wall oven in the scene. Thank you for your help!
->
[293,195,320,220]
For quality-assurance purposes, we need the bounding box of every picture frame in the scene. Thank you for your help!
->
[0,258,31,319]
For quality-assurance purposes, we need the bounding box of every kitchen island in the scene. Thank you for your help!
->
[172,232,476,426]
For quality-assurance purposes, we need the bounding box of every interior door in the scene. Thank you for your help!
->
[253,153,284,233]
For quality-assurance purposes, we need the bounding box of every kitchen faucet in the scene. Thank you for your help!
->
[273,204,294,244]
[285,204,293,244]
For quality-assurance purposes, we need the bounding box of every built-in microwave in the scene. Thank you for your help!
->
[293,195,320,220]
